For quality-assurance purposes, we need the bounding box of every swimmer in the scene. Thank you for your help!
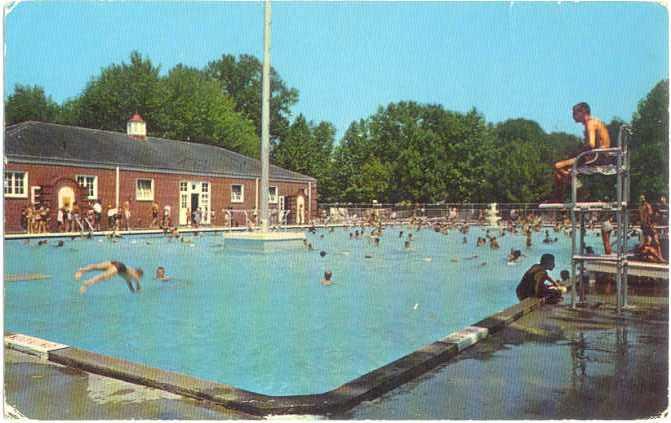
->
[404,240,411,250]
[507,249,523,264]
[320,250,327,257]
[479,262,487,267]
[75,261,143,294]
[307,242,314,251]
[155,266,171,282]
[463,236,468,244]
[56,240,65,248]
[364,254,373,259]
[321,270,334,286]
[37,240,48,246]
[399,231,404,238]
[373,237,380,247]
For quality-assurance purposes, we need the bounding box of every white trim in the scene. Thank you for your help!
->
[135,178,155,201]
[75,174,98,199]
[231,184,244,203]
[4,171,28,198]
[30,186,42,205]
[269,185,278,204]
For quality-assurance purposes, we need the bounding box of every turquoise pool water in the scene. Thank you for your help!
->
[4,226,594,395]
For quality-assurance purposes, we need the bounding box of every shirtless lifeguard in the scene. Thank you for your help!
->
[551,102,611,202]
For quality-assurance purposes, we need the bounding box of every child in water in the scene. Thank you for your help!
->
[321,270,334,286]
[155,266,171,282]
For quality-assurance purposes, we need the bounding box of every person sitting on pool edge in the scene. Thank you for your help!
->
[515,254,564,304]
[75,261,143,294]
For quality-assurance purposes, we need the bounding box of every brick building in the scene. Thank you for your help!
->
[4,115,317,233]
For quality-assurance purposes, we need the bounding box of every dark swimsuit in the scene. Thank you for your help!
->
[111,261,128,274]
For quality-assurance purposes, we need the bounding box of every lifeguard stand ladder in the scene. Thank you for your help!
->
[541,125,631,313]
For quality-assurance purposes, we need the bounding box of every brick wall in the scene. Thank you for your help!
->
[4,162,316,233]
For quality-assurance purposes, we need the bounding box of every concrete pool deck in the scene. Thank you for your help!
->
[5,287,668,419]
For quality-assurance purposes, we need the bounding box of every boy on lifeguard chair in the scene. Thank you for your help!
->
[550,102,611,202]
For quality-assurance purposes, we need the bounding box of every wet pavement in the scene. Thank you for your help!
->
[3,349,257,420]
[4,288,668,419]
[337,292,669,419]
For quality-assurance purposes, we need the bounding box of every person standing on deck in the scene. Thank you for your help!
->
[549,103,611,202]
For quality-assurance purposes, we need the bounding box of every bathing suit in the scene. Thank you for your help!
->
[111,261,128,274]
[576,118,613,166]
[516,264,547,300]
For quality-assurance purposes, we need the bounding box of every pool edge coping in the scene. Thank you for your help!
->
[5,298,542,416]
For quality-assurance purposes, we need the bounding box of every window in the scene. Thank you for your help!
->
[76,175,98,199]
[4,171,28,198]
[231,184,244,203]
[136,179,154,201]
[269,186,278,204]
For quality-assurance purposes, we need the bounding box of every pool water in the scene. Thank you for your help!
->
[4,226,596,395]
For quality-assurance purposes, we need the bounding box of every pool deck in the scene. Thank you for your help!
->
[5,285,668,419]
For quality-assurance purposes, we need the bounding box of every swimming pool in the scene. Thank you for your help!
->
[4,226,593,395]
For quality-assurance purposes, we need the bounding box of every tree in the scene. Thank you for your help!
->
[271,115,335,184]
[630,80,668,201]
[156,65,258,156]
[6,84,60,125]
[205,54,299,142]
[75,51,164,132]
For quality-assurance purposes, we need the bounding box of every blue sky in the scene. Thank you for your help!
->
[5,1,668,139]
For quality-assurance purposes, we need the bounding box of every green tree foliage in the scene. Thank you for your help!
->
[271,115,335,195]
[6,84,60,125]
[330,102,499,203]
[205,54,299,142]
[630,80,668,201]
[157,65,258,156]
[75,51,164,132]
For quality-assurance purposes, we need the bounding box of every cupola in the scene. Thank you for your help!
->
[127,113,147,140]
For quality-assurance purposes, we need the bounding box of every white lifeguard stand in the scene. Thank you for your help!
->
[540,125,632,312]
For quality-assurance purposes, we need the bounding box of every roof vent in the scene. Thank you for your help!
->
[127,113,147,140]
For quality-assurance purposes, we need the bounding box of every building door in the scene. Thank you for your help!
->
[179,182,189,225]
[179,181,211,225]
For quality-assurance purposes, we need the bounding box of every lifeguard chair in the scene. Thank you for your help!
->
[540,125,632,312]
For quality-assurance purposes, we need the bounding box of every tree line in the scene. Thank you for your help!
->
[5,51,668,204]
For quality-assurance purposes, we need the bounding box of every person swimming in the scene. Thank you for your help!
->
[321,270,334,286]
[507,249,523,264]
[155,266,171,282]
[320,250,327,257]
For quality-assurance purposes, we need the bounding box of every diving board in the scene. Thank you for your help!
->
[583,260,668,281]
[5,273,51,282]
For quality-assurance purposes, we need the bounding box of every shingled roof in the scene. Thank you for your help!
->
[5,121,316,182]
